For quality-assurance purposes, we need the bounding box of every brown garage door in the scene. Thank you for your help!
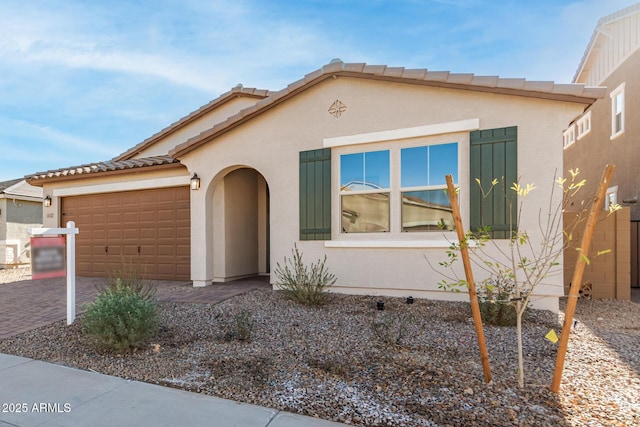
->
[61,187,190,280]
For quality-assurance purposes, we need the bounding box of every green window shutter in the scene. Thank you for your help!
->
[470,126,517,239]
[300,148,331,240]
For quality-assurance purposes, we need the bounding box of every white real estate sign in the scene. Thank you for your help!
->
[28,221,80,325]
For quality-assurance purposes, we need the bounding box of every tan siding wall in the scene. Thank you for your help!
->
[564,208,630,300]
[564,48,640,220]
[583,13,640,85]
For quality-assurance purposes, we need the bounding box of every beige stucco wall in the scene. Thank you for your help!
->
[136,97,264,158]
[180,76,588,312]
[0,199,6,240]
[0,199,42,266]
[223,168,260,279]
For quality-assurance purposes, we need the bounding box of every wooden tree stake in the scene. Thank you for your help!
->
[550,164,615,393]
[446,174,492,383]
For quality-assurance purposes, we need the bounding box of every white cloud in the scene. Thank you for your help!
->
[0,118,114,158]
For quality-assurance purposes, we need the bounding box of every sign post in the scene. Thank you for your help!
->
[28,221,80,325]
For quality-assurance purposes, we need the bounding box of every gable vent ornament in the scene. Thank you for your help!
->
[328,99,347,118]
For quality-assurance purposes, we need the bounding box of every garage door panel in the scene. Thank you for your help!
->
[157,245,175,256]
[176,190,189,203]
[138,192,157,204]
[122,193,139,205]
[156,226,175,239]
[156,209,175,222]
[91,244,107,256]
[139,244,157,256]
[107,229,123,241]
[123,245,139,256]
[157,264,176,276]
[123,211,139,224]
[91,229,107,240]
[61,186,190,280]
[137,262,156,275]
[140,228,156,239]
[176,207,190,221]
[176,226,190,238]
[77,213,92,224]
[78,197,96,209]
[92,213,106,224]
[139,210,156,222]
[155,191,177,203]
[177,243,190,253]
[122,228,139,240]
[106,246,122,257]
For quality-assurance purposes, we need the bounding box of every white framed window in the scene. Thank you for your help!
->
[563,125,576,149]
[340,150,391,233]
[576,111,591,140]
[338,142,458,234]
[610,83,625,139]
[605,186,618,211]
[400,143,457,231]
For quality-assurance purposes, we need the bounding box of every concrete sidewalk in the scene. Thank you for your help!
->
[0,354,347,427]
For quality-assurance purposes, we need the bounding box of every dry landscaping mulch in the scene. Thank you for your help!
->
[1,270,639,426]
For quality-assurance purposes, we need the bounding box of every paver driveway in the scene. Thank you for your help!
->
[0,275,271,339]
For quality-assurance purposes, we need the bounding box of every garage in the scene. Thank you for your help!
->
[60,186,190,280]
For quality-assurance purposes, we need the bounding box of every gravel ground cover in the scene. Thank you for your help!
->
[1,268,639,426]
[0,266,31,284]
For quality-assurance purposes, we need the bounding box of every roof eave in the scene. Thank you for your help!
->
[26,161,185,187]
[0,193,42,202]
[114,88,269,161]
[170,68,605,159]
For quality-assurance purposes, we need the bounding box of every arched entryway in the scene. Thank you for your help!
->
[211,167,270,281]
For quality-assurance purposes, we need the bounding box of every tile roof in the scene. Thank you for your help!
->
[0,178,23,193]
[169,60,606,158]
[26,156,181,185]
[114,85,269,161]
[0,179,43,199]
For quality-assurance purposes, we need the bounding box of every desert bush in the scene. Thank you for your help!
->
[477,276,524,326]
[274,244,336,306]
[83,261,158,352]
[97,258,156,301]
[222,310,254,342]
[371,311,415,348]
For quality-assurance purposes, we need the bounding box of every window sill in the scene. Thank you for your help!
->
[610,130,625,141]
[324,240,471,249]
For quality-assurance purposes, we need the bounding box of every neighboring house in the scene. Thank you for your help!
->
[0,179,43,268]
[563,3,640,298]
[26,61,604,312]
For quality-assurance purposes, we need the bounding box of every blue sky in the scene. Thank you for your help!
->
[0,0,636,182]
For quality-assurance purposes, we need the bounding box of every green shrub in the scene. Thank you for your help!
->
[222,310,254,342]
[274,244,336,306]
[98,259,156,302]
[83,282,158,352]
[478,276,524,326]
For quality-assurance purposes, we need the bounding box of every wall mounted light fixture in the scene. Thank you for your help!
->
[44,195,52,207]
[190,173,201,190]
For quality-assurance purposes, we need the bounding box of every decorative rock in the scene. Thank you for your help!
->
[1,268,639,426]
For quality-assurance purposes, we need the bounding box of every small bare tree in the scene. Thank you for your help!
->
[434,169,618,388]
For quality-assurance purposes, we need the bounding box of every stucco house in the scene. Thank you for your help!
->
[0,179,43,268]
[26,60,604,312]
[563,3,640,298]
